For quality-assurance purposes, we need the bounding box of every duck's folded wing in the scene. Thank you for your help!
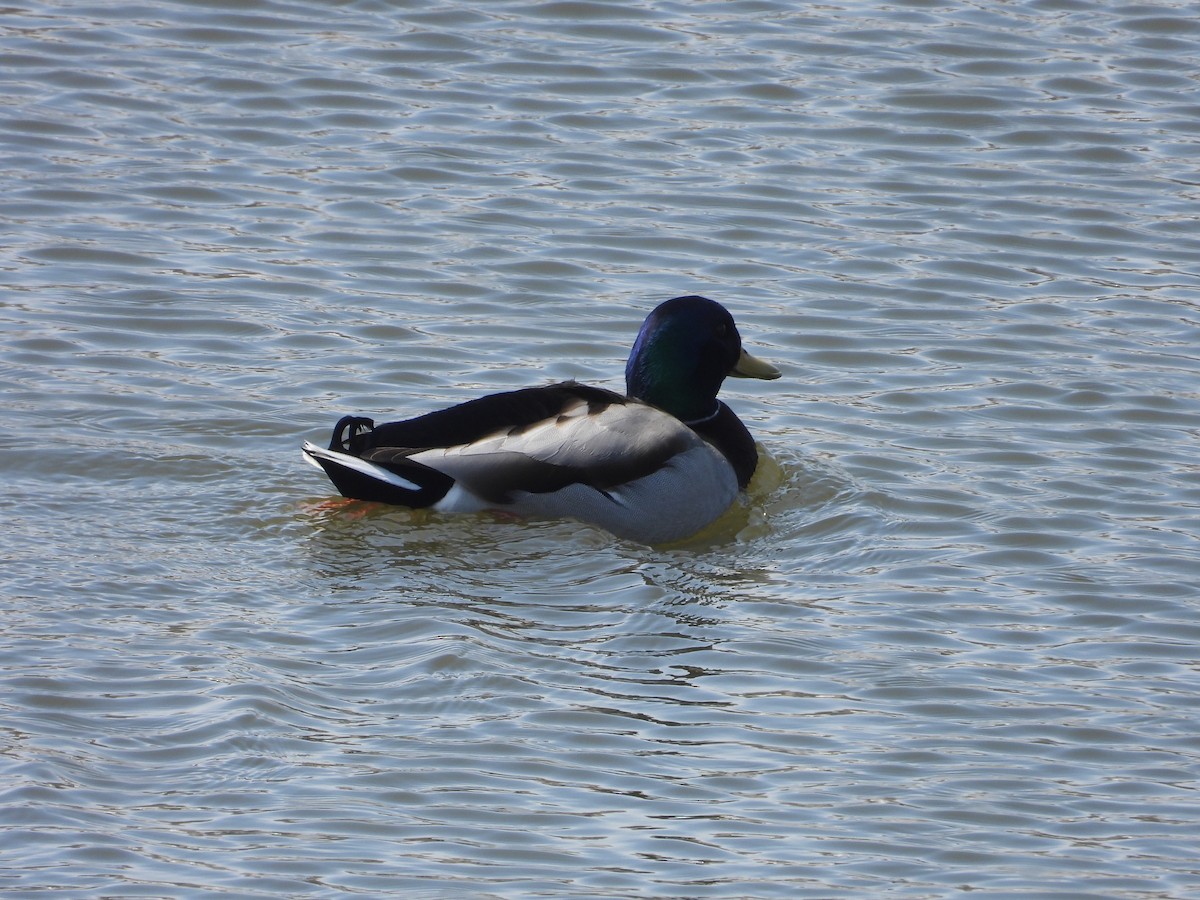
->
[405,400,739,542]
[393,398,698,505]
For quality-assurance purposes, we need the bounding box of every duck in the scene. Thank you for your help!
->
[302,294,781,543]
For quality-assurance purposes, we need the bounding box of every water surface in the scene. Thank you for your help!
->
[2,0,1199,897]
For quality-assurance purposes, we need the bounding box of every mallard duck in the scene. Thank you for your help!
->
[302,295,780,543]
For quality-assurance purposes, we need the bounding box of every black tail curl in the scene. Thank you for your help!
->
[329,416,375,455]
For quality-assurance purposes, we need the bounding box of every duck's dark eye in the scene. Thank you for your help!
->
[714,323,729,339]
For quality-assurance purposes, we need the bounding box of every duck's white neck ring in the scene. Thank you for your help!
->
[684,403,721,426]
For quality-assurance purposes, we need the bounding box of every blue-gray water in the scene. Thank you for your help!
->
[3,1,1199,897]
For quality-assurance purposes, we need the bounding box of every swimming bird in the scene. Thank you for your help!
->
[302,295,780,543]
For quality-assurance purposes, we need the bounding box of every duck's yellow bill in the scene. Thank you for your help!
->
[731,347,781,380]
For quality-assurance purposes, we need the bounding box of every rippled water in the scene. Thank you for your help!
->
[3,0,1200,896]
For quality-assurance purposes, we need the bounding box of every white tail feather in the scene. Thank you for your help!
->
[301,441,422,491]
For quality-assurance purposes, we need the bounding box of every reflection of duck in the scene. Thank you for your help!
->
[303,295,780,543]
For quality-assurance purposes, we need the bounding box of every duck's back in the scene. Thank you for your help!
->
[363,382,624,451]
